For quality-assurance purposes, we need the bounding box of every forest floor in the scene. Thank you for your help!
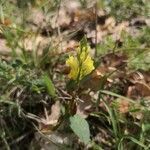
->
[0,0,150,150]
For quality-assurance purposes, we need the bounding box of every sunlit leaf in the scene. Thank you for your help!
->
[43,74,56,97]
[70,114,90,144]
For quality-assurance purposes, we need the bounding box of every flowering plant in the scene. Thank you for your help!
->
[66,38,95,82]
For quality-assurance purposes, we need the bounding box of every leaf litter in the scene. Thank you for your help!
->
[0,0,150,149]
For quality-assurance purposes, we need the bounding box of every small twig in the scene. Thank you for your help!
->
[95,1,98,58]
[55,0,63,52]
[58,96,72,100]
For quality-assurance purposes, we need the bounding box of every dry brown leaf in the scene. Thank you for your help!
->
[26,101,61,133]
[47,101,61,125]
[102,17,116,32]
[102,53,127,68]
[76,94,93,118]
[0,39,11,54]
[27,8,46,29]
[135,82,150,97]
[20,35,50,55]
[112,21,129,40]
[64,0,81,14]
[118,99,130,114]
[0,18,12,26]
[127,71,150,98]
[40,101,61,133]
[74,8,95,23]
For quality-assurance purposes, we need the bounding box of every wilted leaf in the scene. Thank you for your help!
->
[76,94,93,118]
[70,114,90,144]
[27,101,61,133]
[40,101,61,133]
[118,99,130,114]
[47,101,61,125]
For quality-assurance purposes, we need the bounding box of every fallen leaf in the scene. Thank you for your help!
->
[26,101,61,133]
[40,101,61,132]
[118,99,130,114]
[76,94,93,118]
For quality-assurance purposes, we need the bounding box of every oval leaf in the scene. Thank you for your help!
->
[70,114,90,144]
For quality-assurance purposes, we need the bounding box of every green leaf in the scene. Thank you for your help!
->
[79,36,89,53]
[70,114,90,144]
[142,123,150,132]
[43,74,56,97]
[119,136,148,150]
[100,90,135,103]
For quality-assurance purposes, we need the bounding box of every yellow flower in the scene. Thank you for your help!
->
[66,56,79,80]
[81,55,95,78]
[66,45,95,81]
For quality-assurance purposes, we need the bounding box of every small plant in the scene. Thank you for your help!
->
[66,37,95,82]
[65,38,95,144]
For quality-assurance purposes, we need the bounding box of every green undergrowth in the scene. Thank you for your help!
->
[97,27,150,71]
[0,59,54,148]
[99,0,150,22]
